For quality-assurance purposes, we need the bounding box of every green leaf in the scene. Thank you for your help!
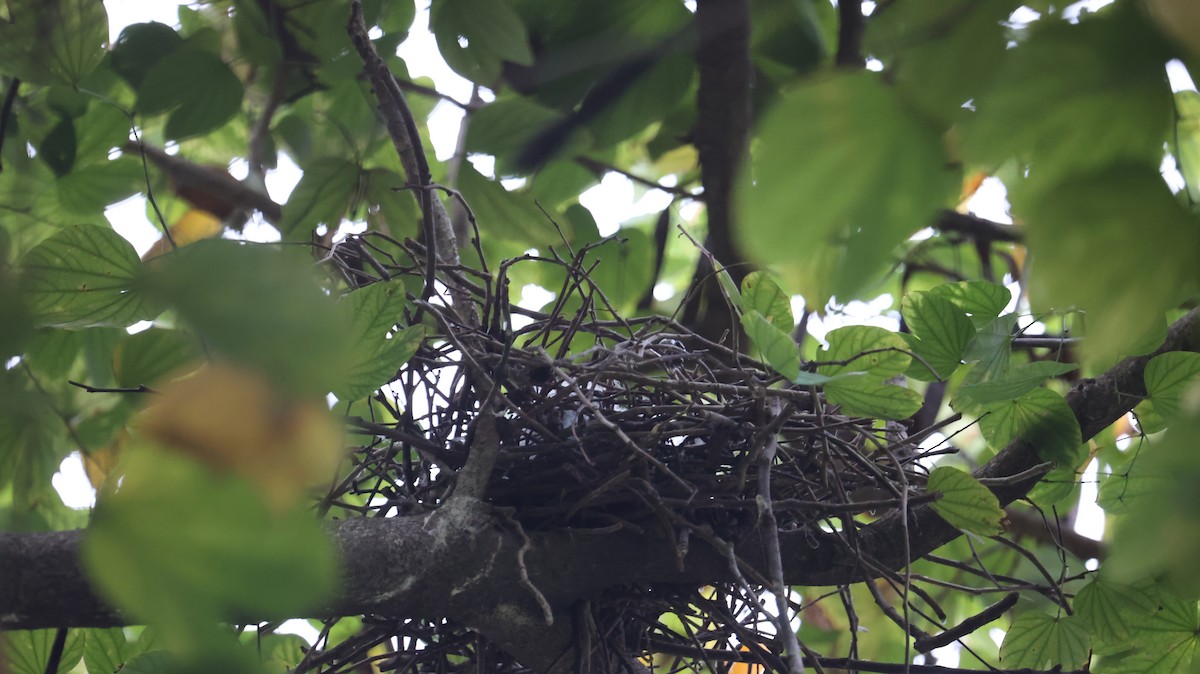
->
[25,327,87,378]
[1074,577,1159,641]
[230,1,284,66]
[20,224,157,328]
[378,0,417,35]
[901,293,975,380]
[82,448,337,637]
[1144,352,1200,421]
[465,97,564,160]
[825,378,923,420]
[752,0,825,74]
[0,283,35,358]
[1098,600,1200,673]
[39,116,77,177]
[1104,640,1200,674]
[961,312,1015,383]
[817,325,910,379]
[926,281,1013,328]
[1107,421,1200,596]
[110,22,183,88]
[73,104,136,169]
[113,329,201,387]
[136,47,245,140]
[259,633,309,672]
[1132,399,1168,435]
[55,156,145,216]
[531,162,599,208]
[957,361,1079,407]
[278,158,361,241]
[742,309,800,381]
[867,2,1015,124]
[432,0,532,83]
[1018,164,1198,361]
[927,466,1004,536]
[0,0,108,85]
[457,163,559,247]
[964,5,1172,194]
[0,371,62,508]
[1176,89,1200,206]
[75,401,134,452]
[999,612,1090,670]
[738,71,955,306]
[588,51,694,148]
[584,230,655,313]
[362,168,420,241]
[713,259,742,313]
[1026,464,1078,508]
[334,283,424,401]
[1,629,84,674]
[791,371,835,386]
[83,628,134,674]
[1127,599,1200,655]
[1097,438,1159,515]
[119,652,174,674]
[140,240,346,394]
[741,272,793,332]
[979,388,1082,465]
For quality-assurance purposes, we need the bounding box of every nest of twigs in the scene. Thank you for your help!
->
[307,233,934,673]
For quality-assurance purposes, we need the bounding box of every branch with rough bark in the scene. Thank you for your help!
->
[4,308,1197,669]
[680,0,753,345]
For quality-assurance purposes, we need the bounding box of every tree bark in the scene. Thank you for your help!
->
[681,0,753,345]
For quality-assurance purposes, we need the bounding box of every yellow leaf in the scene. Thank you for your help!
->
[142,208,224,261]
[652,144,698,177]
[958,170,988,209]
[83,435,125,491]
[137,363,343,509]
[727,646,765,674]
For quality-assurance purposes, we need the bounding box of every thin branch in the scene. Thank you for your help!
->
[346,2,454,268]
[836,0,865,67]
[394,76,476,110]
[41,628,68,674]
[1011,336,1084,349]
[756,400,806,674]
[247,62,290,184]
[68,381,156,395]
[573,156,701,199]
[1005,505,1107,561]
[0,77,19,173]
[913,592,1017,654]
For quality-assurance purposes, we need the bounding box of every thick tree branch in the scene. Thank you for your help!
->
[935,210,1022,244]
[836,0,865,67]
[680,0,753,344]
[4,309,1197,668]
[0,77,19,173]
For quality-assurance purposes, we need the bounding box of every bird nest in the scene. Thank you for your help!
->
[305,233,934,673]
